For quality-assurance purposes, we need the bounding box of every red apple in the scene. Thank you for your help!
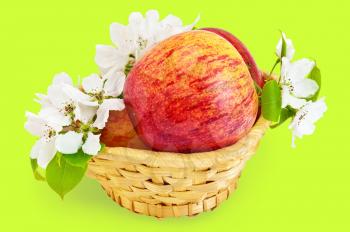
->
[100,109,149,150]
[201,28,264,87]
[124,30,259,153]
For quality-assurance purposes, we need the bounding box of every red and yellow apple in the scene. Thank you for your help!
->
[123,30,259,153]
[201,28,264,87]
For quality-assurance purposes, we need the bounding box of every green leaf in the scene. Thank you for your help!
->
[46,153,87,199]
[63,150,92,168]
[308,65,321,101]
[270,107,295,129]
[281,33,287,58]
[261,80,282,122]
[30,159,45,181]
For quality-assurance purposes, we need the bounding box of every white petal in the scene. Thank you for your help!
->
[146,10,159,22]
[103,69,126,97]
[157,14,198,42]
[92,98,125,129]
[145,10,160,34]
[281,58,316,96]
[281,87,307,109]
[25,112,62,136]
[293,78,319,98]
[101,98,125,111]
[129,12,144,27]
[92,110,109,129]
[288,98,327,147]
[95,45,128,70]
[128,12,147,40]
[74,103,98,124]
[289,116,316,138]
[161,14,183,27]
[298,122,315,136]
[62,84,90,103]
[82,132,101,155]
[275,39,283,58]
[55,131,83,154]
[183,14,200,31]
[47,84,71,109]
[82,74,103,94]
[281,57,291,83]
[110,22,129,46]
[47,121,63,133]
[303,98,327,123]
[275,32,295,59]
[30,139,42,159]
[110,23,136,53]
[53,72,73,86]
[37,138,57,168]
[34,93,51,108]
[39,106,71,126]
[288,58,315,81]
[24,112,46,137]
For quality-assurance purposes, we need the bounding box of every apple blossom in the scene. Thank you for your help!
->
[79,70,126,129]
[276,32,295,60]
[268,33,327,148]
[81,71,125,100]
[36,72,96,126]
[55,131,83,154]
[280,57,319,109]
[289,98,327,147]
[25,112,62,168]
[55,131,101,155]
[95,10,199,75]
[82,132,101,155]
[25,70,126,169]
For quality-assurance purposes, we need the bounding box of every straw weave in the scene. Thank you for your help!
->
[87,115,269,218]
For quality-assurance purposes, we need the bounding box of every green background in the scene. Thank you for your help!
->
[1,0,349,231]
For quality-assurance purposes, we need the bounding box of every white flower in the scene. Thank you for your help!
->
[95,10,199,75]
[289,98,327,147]
[93,98,125,129]
[55,131,101,156]
[80,70,126,129]
[82,71,125,98]
[94,45,129,74]
[55,131,83,154]
[48,97,107,156]
[51,71,125,155]
[26,69,125,167]
[82,132,101,155]
[36,72,97,125]
[280,57,319,109]
[25,112,62,168]
[276,32,295,60]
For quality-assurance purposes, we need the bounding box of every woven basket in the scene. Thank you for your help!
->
[87,114,269,218]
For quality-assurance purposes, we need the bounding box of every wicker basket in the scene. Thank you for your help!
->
[87,114,269,218]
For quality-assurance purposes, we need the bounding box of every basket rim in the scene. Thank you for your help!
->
[95,115,270,169]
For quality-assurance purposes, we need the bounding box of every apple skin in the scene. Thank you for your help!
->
[201,28,264,88]
[124,30,259,153]
[100,109,149,150]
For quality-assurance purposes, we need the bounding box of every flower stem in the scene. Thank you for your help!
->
[278,58,284,84]
[269,58,280,76]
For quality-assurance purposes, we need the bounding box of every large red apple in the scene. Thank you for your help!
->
[124,30,259,153]
[201,28,264,87]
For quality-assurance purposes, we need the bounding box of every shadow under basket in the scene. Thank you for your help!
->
[87,115,270,218]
